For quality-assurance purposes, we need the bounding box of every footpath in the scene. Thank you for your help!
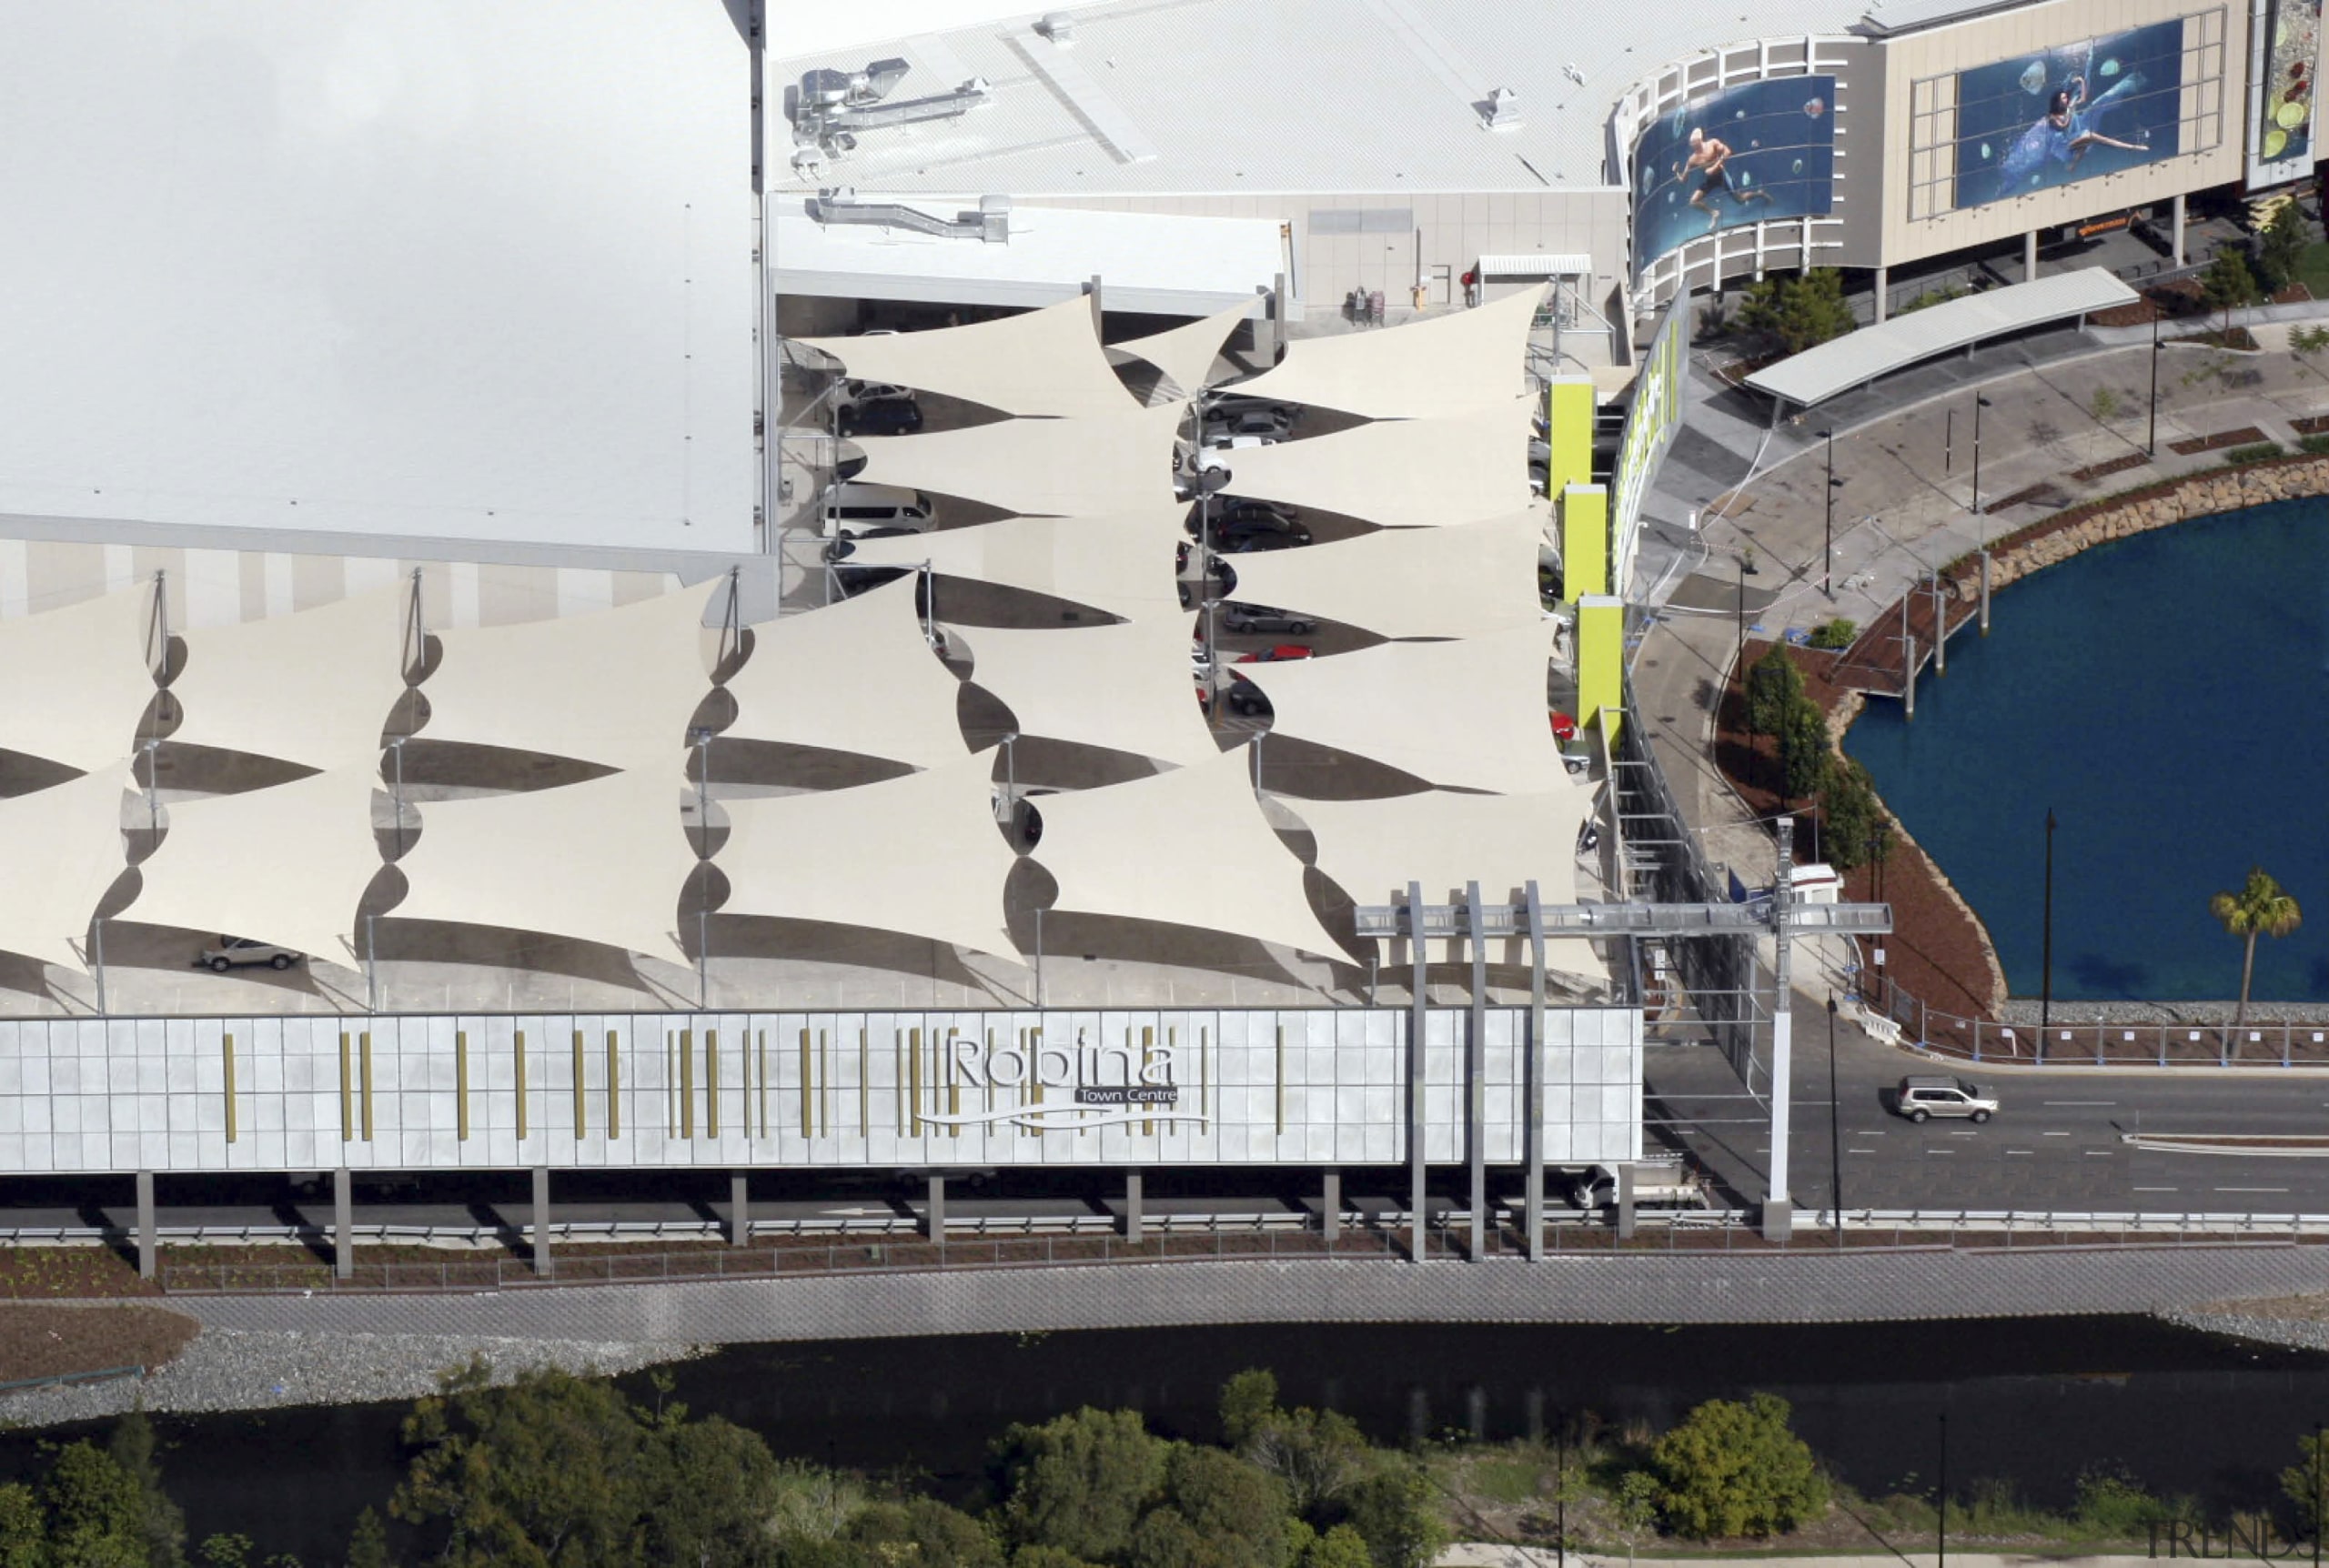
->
[1447,1549,2175,1568]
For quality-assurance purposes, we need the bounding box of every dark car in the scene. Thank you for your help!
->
[1214,517,1310,548]
[1224,677,1273,718]
[834,566,911,596]
[822,526,919,562]
[1202,407,1295,443]
[839,400,925,437]
[1221,603,1315,636]
[1219,531,1299,554]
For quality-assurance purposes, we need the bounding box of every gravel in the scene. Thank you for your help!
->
[2159,1306,2329,1352]
[0,1327,704,1429]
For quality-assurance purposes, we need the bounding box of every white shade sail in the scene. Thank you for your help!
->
[1219,509,1548,639]
[126,767,381,966]
[717,751,1020,959]
[0,589,154,772]
[419,582,718,769]
[724,577,966,767]
[393,771,698,967]
[0,765,129,970]
[1222,288,1545,417]
[1111,303,1253,399]
[167,585,410,769]
[1033,748,1343,960]
[959,616,1215,766]
[854,402,1185,518]
[844,508,1185,613]
[1237,625,1562,795]
[1290,789,1588,910]
[1206,398,1535,528]
[794,297,1134,418]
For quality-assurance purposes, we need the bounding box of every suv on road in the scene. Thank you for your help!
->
[1892,1074,1999,1123]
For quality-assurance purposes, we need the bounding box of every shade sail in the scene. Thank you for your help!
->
[1237,625,1562,795]
[717,751,1020,959]
[794,297,1134,418]
[1290,789,1588,910]
[724,577,967,767]
[393,771,697,967]
[1217,509,1547,639]
[126,767,380,966]
[419,582,718,769]
[844,508,1185,612]
[1033,748,1343,960]
[1112,303,1253,399]
[959,616,1215,766]
[0,765,129,970]
[0,589,153,772]
[1222,288,1545,417]
[1205,398,1535,528]
[854,402,1184,517]
[167,586,409,769]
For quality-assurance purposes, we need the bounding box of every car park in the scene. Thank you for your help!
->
[197,936,301,973]
[839,399,924,437]
[1892,1074,1999,1124]
[1221,604,1315,636]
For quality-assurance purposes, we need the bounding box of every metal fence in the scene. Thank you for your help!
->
[1860,969,2329,1068]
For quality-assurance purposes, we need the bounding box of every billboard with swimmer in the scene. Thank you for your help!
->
[1630,76,1836,276]
[1951,22,2186,207]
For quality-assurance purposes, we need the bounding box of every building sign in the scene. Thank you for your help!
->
[1608,299,1688,598]
[1632,76,1837,277]
[933,1027,1189,1132]
[1951,22,2187,206]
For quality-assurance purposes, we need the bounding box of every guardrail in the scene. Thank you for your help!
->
[0,1364,147,1397]
[1859,970,2329,1069]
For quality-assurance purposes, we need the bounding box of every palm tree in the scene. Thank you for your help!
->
[2210,868,2304,1056]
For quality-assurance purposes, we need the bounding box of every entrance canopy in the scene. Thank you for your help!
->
[167,586,409,769]
[0,766,129,970]
[723,578,967,768]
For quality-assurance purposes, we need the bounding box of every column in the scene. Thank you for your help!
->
[135,1171,156,1282]
[1763,819,1797,1242]
[1616,1163,1638,1241]
[926,1174,946,1242]
[1524,882,1548,1263]
[333,1167,353,1281]
[531,1166,552,1278]
[1465,881,1487,1262]
[2172,193,2186,267]
[1125,1170,1144,1243]
[1575,596,1627,740]
[1559,484,1609,603]
[1322,1171,1341,1241]
[2024,228,2039,282]
[1407,881,1428,1263]
[1872,265,1890,324]
[730,1171,751,1247]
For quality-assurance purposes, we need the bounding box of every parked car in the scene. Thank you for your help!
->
[1203,407,1295,443]
[834,565,911,597]
[1224,676,1273,718]
[1235,645,1314,664]
[1193,433,1272,473]
[1891,1074,1999,1124]
[1221,604,1316,636]
[1185,499,1297,538]
[822,481,934,537]
[197,936,301,973]
[822,526,920,561]
[1218,530,1298,554]
[839,380,914,410]
[839,400,924,437]
[1209,397,1298,428]
[1214,518,1311,548]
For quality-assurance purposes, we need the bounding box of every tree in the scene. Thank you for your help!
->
[1219,1371,1279,1450]
[2210,867,2303,1055]
[994,1409,1167,1563]
[1742,648,1805,740]
[1138,1448,1288,1568]
[110,1411,187,1568]
[847,1501,1002,1568]
[196,1539,251,1568]
[1013,1549,1105,1568]
[2259,201,2308,294]
[647,1417,791,1568]
[768,1462,865,1545]
[1296,1526,1371,1568]
[2280,1429,2329,1536]
[0,1483,46,1568]
[1819,760,1889,872]
[1610,1472,1662,1567]
[1245,1408,1369,1520]
[343,1508,393,1568]
[45,1441,148,1568]
[2199,246,2261,336]
[1733,270,1857,356]
[1336,1467,1443,1568]
[1648,1393,1827,1540]
[1778,699,1830,809]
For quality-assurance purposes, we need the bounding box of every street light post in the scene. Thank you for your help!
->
[1817,428,1840,598]
[2041,808,2059,1037]
[2147,307,2163,457]
[1970,394,1992,518]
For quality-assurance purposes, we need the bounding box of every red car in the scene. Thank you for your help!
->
[1549,709,1578,740]
[1235,645,1315,664]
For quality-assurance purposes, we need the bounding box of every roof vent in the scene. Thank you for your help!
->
[1481,86,1524,131]
[791,145,829,178]
[789,57,993,158]
[1036,12,1077,44]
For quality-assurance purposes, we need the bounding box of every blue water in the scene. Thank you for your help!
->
[1845,498,2329,1001]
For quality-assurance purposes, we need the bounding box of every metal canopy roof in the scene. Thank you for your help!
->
[1744,269,2138,410]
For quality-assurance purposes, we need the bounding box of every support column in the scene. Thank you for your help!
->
[135,1171,156,1282]
[530,1166,552,1278]
[1125,1170,1144,1243]
[926,1174,945,1242]
[730,1171,751,1247]
[1407,880,1429,1263]
[1524,881,1548,1262]
[1465,883,1488,1261]
[1763,819,1797,1242]
[1931,576,1947,676]
[1872,265,1890,324]
[1617,1163,1638,1241]
[1322,1171,1340,1241]
[2172,193,2187,267]
[333,1167,353,1281]
[1979,551,1991,636]
[2024,228,2039,282]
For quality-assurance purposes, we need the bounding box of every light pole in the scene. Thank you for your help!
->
[1827,993,1842,1249]
[2146,308,2163,456]
[1936,1411,1950,1568]
[1969,394,1993,518]
[1817,428,1841,598]
[2040,808,2058,1037]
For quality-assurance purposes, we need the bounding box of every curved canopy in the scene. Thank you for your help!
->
[126,767,382,966]
[1218,509,1548,639]
[794,297,1134,418]
[0,765,129,970]
[1222,288,1544,417]
[724,578,967,767]
[0,589,154,772]
[1290,789,1588,910]
[393,771,697,967]
[1205,398,1535,528]
[717,751,1020,959]
[1237,625,1562,795]
[844,508,1185,613]
[167,585,409,769]
[1033,748,1343,960]
[959,616,1215,766]
[1111,303,1253,399]
[853,401,1184,518]
[419,582,717,769]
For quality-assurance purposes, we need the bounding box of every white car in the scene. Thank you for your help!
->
[1893,1074,1999,1123]
[197,936,302,973]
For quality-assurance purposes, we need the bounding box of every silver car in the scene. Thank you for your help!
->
[1894,1073,1998,1124]
[197,936,302,973]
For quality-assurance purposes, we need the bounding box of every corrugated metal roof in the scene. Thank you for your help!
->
[1479,254,1595,276]
[1744,268,2138,407]
[771,0,1876,196]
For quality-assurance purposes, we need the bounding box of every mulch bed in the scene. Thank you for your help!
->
[2067,450,2152,483]
[1981,479,2072,513]
[2294,413,2329,435]
[0,1303,195,1385]
[2169,425,2268,455]
[1715,642,2001,1020]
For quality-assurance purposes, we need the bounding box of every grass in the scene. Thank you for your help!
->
[2300,433,2329,455]
[2223,441,2285,464]
[2294,240,2329,302]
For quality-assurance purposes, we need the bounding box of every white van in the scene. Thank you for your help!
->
[822,482,935,538]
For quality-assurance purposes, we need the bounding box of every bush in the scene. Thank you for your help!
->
[995,1408,1169,1562]
[1820,760,1889,872]
[2223,441,2284,465]
[2089,387,2120,422]
[1337,1466,1445,1568]
[2293,323,2329,355]
[1743,648,1805,738]
[1648,1393,1828,1540]
[1896,286,1966,316]
[1733,269,1857,356]
[1805,618,1856,650]
[2301,433,2329,455]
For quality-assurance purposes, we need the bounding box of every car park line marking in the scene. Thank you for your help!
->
[1923,1149,1956,1156]
[2042,1100,2115,1107]
[2083,1150,2112,1157]
[2005,1150,2034,1157]
[1948,1130,1979,1137]
[2042,1131,2072,1137]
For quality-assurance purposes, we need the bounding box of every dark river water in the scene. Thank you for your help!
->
[5,1316,2323,1563]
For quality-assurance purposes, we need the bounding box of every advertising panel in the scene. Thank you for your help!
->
[2251,0,2322,185]
[1951,22,2186,207]
[1632,76,1837,276]
[1608,299,1688,598]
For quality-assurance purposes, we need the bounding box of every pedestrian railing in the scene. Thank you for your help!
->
[0,1364,146,1396]
[1859,971,2329,1068]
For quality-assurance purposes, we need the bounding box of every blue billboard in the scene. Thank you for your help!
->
[1951,21,2186,206]
[1631,76,1836,276]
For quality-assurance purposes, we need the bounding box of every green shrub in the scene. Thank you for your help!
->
[2223,441,2284,464]
[2298,433,2329,455]
[1897,286,1965,315]
[1648,1393,1828,1540]
[1805,618,1857,650]
[2292,323,2329,354]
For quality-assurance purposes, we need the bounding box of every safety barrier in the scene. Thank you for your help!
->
[1858,970,2329,1069]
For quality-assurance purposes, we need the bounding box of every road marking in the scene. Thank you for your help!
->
[1948,1131,1979,1138]
[2005,1151,2034,1157]
[2133,1186,2179,1192]
[1924,1149,1956,1156]
[2217,1186,2291,1193]
[2083,1151,2112,1158]
[2042,1131,2072,1138]
[2042,1101,2116,1107]
[1847,1150,1874,1156]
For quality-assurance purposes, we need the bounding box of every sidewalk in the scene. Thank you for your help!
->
[1445,1549,2163,1568]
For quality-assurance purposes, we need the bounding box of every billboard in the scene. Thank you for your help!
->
[1631,76,1837,276]
[1951,22,2186,206]
[2251,0,2323,185]
[1608,299,1687,598]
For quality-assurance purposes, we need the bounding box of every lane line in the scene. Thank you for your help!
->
[2042,1100,2116,1107]
[2005,1151,2035,1157]
[2217,1186,2292,1193]
[2133,1186,2179,1192]
[2042,1131,2072,1138]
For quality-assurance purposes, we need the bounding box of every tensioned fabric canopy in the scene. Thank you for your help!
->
[393,771,697,967]
[722,577,966,767]
[0,765,129,970]
[1221,287,1545,417]
[844,508,1185,612]
[959,616,1215,766]
[1215,509,1548,639]
[717,751,1019,959]
[793,297,1134,418]
[167,586,409,769]
[1110,303,1253,400]
[419,583,718,769]
[853,401,1185,518]
[126,767,381,967]
[1033,747,1343,960]
[1207,399,1536,528]
[1237,625,1562,795]
[0,589,154,773]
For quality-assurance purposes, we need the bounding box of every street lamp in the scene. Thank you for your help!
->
[1816,428,1842,598]
[2146,307,2163,457]
[2040,808,2059,1038]
[1969,395,1993,518]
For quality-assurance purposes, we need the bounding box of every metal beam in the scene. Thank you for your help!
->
[1765,819,1797,1241]
[1524,880,1547,1262]
[531,1166,553,1278]
[333,1166,353,1281]
[1354,899,1890,940]
[135,1171,156,1282]
[1407,879,1427,1265]
[1465,880,1487,1263]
